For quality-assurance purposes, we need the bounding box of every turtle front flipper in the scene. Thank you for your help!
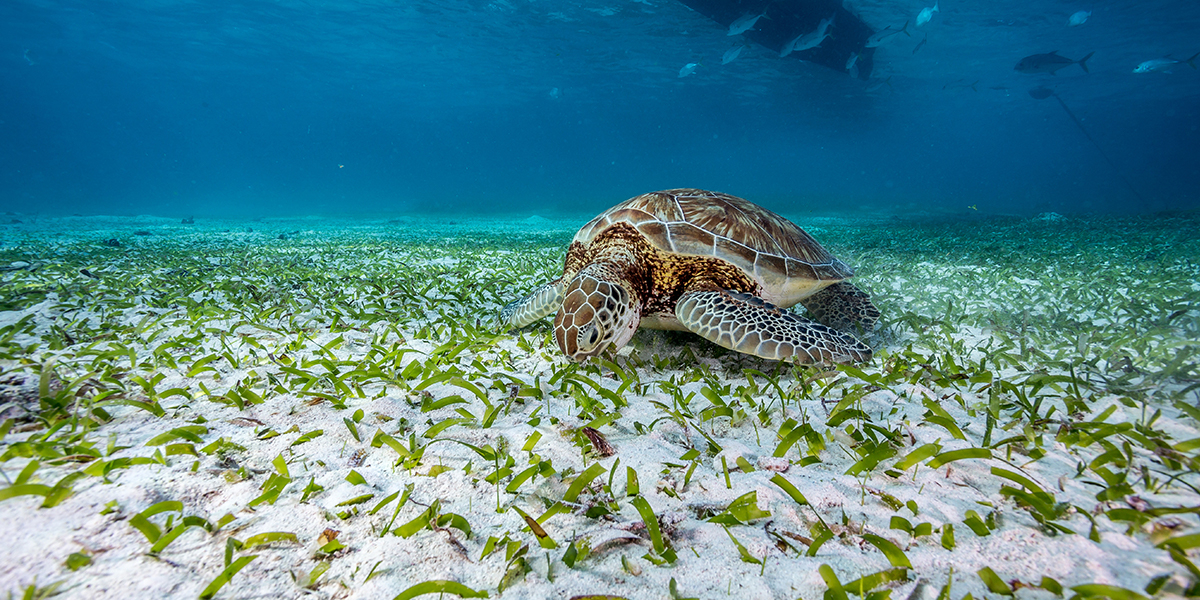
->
[800,281,880,332]
[676,290,872,363]
[500,279,564,329]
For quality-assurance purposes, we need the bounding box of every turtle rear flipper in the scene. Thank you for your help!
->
[800,281,880,332]
[500,279,564,329]
[676,290,871,363]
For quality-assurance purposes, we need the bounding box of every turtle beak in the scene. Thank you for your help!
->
[554,274,637,361]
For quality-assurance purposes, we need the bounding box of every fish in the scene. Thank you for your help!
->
[779,35,800,57]
[916,2,938,27]
[722,44,746,65]
[678,62,699,78]
[912,34,927,54]
[846,53,860,78]
[942,79,979,91]
[780,15,834,57]
[1133,52,1199,73]
[1067,10,1091,27]
[1014,51,1093,75]
[865,21,909,47]
[865,76,892,93]
[1028,86,1054,99]
[728,9,768,36]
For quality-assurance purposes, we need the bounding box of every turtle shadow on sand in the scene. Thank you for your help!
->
[500,189,880,365]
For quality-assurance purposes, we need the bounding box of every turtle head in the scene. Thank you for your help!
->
[554,271,640,361]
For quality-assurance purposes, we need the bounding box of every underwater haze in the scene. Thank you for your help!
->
[2,0,1198,218]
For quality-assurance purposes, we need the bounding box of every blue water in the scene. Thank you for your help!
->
[2,0,1198,218]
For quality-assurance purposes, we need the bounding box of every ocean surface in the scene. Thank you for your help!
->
[2,0,1198,219]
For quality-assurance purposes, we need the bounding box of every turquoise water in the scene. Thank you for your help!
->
[1,0,1198,217]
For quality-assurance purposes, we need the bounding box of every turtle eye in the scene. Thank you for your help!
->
[576,323,604,354]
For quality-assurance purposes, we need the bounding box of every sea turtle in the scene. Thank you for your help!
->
[500,189,879,363]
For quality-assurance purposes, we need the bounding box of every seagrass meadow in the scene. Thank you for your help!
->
[1,212,1199,600]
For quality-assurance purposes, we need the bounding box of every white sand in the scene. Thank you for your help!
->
[0,214,1196,599]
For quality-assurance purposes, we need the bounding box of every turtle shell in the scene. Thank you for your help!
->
[573,189,853,304]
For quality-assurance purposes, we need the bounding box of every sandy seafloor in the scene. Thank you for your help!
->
[0,211,1199,600]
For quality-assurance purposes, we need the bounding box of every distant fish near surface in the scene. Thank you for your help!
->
[780,15,834,57]
[865,21,909,47]
[912,34,927,54]
[1028,86,1054,100]
[678,62,699,77]
[779,34,800,57]
[942,79,979,91]
[722,44,746,65]
[916,2,938,27]
[1067,10,1091,27]
[1133,53,1199,73]
[728,9,768,36]
[865,75,892,92]
[1014,50,1093,74]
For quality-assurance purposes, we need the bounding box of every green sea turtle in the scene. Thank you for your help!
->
[500,189,879,363]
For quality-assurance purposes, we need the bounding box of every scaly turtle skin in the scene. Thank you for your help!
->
[500,189,879,363]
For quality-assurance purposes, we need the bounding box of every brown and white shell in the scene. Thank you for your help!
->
[570,188,853,306]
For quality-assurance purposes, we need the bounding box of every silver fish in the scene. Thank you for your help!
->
[728,9,768,36]
[1067,10,1090,27]
[678,62,699,78]
[916,2,938,27]
[722,44,746,65]
[781,15,834,57]
[1133,53,1198,73]
[865,21,909,47]
[865,76,892,93]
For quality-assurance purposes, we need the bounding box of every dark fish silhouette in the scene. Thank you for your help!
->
[1028,86,1054,99]
[912,34,927,54]
[1015,51,1094,75]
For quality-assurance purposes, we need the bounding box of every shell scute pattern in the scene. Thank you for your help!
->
[713,236,759,274]
[634,220,672,250]
[754,252,787,280]
[670,191,823,259]
[786,257,820,281]
[668,222,716,256]
[584,189,853,286]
